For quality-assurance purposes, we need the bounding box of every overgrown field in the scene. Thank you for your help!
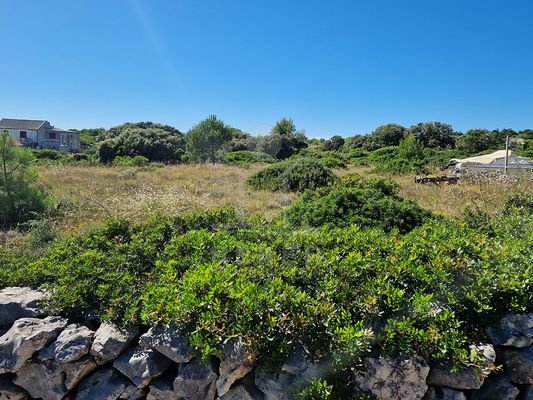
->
[1,163,532,398]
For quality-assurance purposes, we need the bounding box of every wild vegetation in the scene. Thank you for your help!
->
[1,118,533,398]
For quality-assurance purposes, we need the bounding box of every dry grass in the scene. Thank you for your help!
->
[2,163,531,252]
[341,165,533,219]
[37,164,296,237]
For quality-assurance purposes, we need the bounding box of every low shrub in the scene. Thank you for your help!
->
[114,155,150,167]
[1,202,531,397]
[226,150,275,165]
[31,149,67,162]
[247,158,336,192]
[286,175,431,233]
[504,192,533,214]
[319,156,346,169]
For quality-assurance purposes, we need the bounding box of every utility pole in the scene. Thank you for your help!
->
[504,135,510,175]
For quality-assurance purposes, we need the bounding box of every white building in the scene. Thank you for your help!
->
[451,150,533,173]
[0,118,80,152]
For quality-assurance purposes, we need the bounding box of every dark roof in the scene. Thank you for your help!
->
[0,119,48,130]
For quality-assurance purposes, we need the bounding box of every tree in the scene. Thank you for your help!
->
[456,129,493,154]
[407,122,455,148]
[257,118,307,159]
[0,131,49,228]
[372,124,406,147]
[186,115,232,164]
[323,135,345,151]
[104,122,185,162]
[398,135,425,160]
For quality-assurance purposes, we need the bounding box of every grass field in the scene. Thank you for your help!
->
[2,163,532,252]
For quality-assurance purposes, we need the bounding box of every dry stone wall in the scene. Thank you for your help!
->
[0,287,531,400]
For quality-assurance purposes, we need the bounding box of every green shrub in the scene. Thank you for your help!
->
[114,155,150,167]
[70,153,93,163]
[319,156,346,169]
[1,201,531,397]
[1,133,53,228]
[31,149,67,162]
[225,150,275,165]
[286,176,430,233]
[504,192,533,214]
[247,158,336,192]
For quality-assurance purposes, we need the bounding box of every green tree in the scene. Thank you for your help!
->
[0,131,50,228]
[456,129,493,154]
[186,115,232,164]
[408,122,455,148]
[372,123,407,147]
[323,135,345,151]
[257,118,307,159]
[104,122,185,162]
[398,135,425,160]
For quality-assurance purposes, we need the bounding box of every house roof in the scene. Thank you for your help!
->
[0,118,48,130]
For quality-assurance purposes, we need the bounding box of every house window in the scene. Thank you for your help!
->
[20,131,27,139]
[48,132,56,140]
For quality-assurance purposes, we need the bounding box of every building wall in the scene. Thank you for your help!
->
[3,123,80,152]
[4,129,39,145]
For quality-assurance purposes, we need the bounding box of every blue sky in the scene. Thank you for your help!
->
[1,1,532,138]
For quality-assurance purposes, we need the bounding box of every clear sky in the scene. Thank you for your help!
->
[1,0,532,138]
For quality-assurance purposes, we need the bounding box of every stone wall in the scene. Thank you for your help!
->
[0,287,531,400]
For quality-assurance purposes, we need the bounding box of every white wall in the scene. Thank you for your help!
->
[4,129,38,144]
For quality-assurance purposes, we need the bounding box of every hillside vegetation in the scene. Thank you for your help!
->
[1,118,533,398]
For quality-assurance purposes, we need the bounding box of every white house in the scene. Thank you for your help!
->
[0,118,80,152]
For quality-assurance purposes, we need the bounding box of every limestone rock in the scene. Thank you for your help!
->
[147,380,177,400]
[63,356,98,390]
[503,346,533,384]
[119,385,148,400]
[423,386,466,400]
[469,373,520,400]
[14,362,66,400]
[173,359,218,400]
[14,356,97,399]
[75,368,130,400]
[218,382,263,400]
[427,344,495,390]
[139,325,195,364]
[486,313,533,348]
[53,323,94,363]
[0,287,46,326]
[216,339,254,397]
[0,375,29,400]
[114,346,172,388]
[91,321,138,365]
[0,316,67,373]
[354,355,430,400]
[256,346,325,400]
[427,364,485,390]
[255,371,294,400]
[280,345,311,376]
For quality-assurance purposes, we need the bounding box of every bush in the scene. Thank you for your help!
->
[1,204,531,396]
[504,192,533,214]
[247,158,336,192]
[31,149,67,164]
[225,150,275,165]
[286,176,431,233]
[0,133,52,228]
[114,155,150,167]
[319,156,346,169]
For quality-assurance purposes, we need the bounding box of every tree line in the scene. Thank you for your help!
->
[71,118,533,165]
